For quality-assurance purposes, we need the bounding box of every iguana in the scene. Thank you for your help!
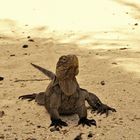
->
[19,54,116,128]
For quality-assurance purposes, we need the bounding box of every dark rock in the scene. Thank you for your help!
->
[119,47,127,50]
[88,131,93,138]
[74,133,83,140]
[10,54,15,57]
[27,36,31,39]
[0,134,4,139]
[100,81,105,85]
[28,39,34,42]
[0,111,5,117]
[130,119,134,121]
[112,62,117,65]
[17,108,21,111]
[23,53,28,55]
[37,125,41,128]
[22,45,28,48]
[50,127,60,132]
[134,23,138,26]
[0,77,4,81]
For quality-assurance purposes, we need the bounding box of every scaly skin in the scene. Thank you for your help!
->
[19,54,116,128]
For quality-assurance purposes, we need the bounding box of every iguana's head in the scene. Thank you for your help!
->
[56,54,79,80]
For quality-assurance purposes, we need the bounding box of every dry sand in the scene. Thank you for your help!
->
[0,0,140,140]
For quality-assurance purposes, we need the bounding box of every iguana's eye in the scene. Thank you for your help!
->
[60,56,67,63]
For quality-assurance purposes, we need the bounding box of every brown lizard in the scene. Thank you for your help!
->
[19,54,116,128]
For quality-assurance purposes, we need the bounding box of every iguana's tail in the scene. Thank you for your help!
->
[18,93,37,101]
[31,63,55,80]
[19,63,53,104]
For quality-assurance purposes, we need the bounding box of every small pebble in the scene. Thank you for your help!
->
[50,127,60,132]
[22,45,28,48]
[88,131,93,138]
[0,111,5,117]
[28,39,34,42]
[74,133,83,140]
[10,54,15,57]
[101,133,104,136]
[100,81,105,85]
[112,62,117,65]
[119,118,123,120]
[119,47,127,50]
[37,125,41,128]
[134,23,138,26]
[0,134,4,139]
[0,77,4,81]
[17,108,21,111]
[23,53,28,55]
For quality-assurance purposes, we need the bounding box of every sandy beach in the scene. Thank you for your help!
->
[0,0,140,139]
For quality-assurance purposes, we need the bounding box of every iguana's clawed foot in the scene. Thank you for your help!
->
[78,117,96,127]
[50,119,68,128]
[18,94,36,101]
[92,104,116,117]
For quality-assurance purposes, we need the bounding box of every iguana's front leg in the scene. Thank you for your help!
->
[49,109,68,128]
[80,88,116,116]
[45,92,68,128]
[76,97,96,126]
